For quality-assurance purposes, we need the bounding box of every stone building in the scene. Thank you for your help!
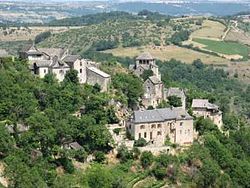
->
[130,52,161,80]
[165,88,186,109]
[142,76,164,108]
[127,107,194,146]
[86,66,111,92]
[192,99,223,129]
[20,45,111,92]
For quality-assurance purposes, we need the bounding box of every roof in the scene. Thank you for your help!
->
[62,55,81,63]
[166,87,185,98]
[136,52,154,60]
[0,49,9,57]
[69,142,83,150]
[192,99,219,110]
[148,76,162,85]
[133,108,193,124]
[32,60,52,68]
[87,66,110,78]
[38,48,66,59]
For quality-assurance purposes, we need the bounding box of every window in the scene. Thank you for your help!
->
[157,124,162,128]
[150,132,153,139]
[80,62,82,66]
[157,131,162,136]
[180,122,183,126]
[139,133,141,139]
[144,132,147,138]
[140,125,145,129]
[80,69,82,73]
[44,69,46,73]
[59,70,64,74]
[151,124,156,129]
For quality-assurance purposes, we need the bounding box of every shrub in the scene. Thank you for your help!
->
[140,151,154,168]
[134,138,147,147]
[94,151,106,163]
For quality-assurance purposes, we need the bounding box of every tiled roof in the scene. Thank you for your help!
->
[136,52,154,60]
[133,108,193,123]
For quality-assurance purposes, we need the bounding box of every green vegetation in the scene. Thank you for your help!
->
[193,38,250,60]
[34,31,51,44]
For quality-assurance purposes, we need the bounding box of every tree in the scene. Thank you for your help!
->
[140,151,153,168]
[87,164,113,188]
[134,138,147,147]
[94,151,106,163]
[198,159,220,188]
[0,123,15,158]
[192,59,205,69]
[63,69,79,84]
[116,145,133,163]
[167,96,182,107]
[141,70,153,81]
[34,31,51,44]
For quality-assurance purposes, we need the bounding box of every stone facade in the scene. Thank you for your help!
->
[86,67,111,92]
[20,45,111,92]
[143,76,164,108]
[192,99,223,129]
[127,108,194,146]
[130,52,161,80]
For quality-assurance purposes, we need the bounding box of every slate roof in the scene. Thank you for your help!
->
[32,60,52,68]
[166,87,185,98]
[133,108,193,124]
[192,99,219,110]
[62,55,81,63]
[136,52,154,60]
[38,48,66,59]
[87,66,110,78]
[148,76,162,85]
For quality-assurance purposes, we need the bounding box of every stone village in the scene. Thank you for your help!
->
[18,45,223,153]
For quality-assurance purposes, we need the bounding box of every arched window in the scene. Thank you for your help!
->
[151,124,156,129]
[157,124,162,128]
[140,125,145,129]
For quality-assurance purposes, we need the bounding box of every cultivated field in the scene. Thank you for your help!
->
[190,20,226,40]
[105,45,230,65]
[193,38,250,60]
[225,28,250,45]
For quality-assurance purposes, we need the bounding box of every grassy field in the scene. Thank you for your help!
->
[225,27,250,45]
[105,45,230,65]
[190,19,226,40]
[193,38,250,60]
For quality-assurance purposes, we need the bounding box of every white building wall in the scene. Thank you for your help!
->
[73,59,87,84]
[129,118,194,146]
[51,67,70,82]
[37,67,49,78]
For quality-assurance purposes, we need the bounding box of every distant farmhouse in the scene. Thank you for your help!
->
[19,45,111,92]
[192,99,223,129]
[127,107,194,146]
